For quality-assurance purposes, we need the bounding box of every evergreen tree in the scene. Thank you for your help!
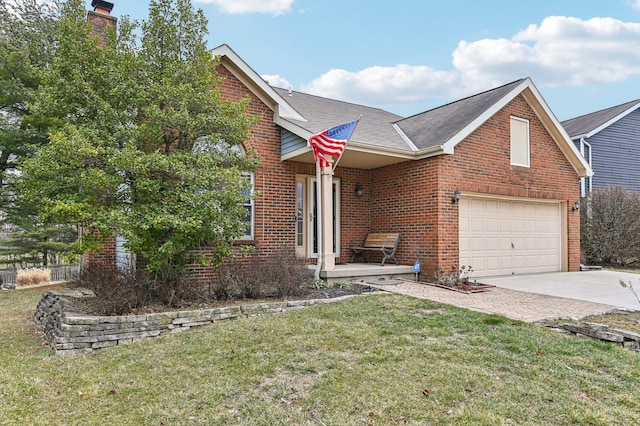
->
[0,0,59,189]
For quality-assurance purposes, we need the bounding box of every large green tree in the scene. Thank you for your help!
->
[20,0,258,294]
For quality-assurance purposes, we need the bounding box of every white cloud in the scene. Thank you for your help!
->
[296,15,640,109]
[302,65,460,106]
[195,0,294,15]
[261,74,292,89]
[631,1,640,10]
[455,16,640,89]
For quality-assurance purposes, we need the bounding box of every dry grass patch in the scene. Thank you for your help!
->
[16,268,51,287]
[573,311,640,334]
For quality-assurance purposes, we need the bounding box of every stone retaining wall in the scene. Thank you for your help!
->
[35,289,365,356]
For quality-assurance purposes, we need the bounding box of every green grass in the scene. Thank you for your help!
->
[2,287,639,425]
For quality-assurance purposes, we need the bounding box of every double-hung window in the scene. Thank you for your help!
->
[240,171,254,239]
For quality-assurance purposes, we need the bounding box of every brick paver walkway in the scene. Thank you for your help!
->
[369,280,617,322]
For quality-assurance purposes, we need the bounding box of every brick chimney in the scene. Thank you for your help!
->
[88,1,116,49]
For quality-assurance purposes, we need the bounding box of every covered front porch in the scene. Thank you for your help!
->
[317,263,415,285]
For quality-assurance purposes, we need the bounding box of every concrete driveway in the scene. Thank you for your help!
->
[481,270,640,311]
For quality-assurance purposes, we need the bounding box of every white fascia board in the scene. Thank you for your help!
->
[274,116,313,141]
[439,79,530,155]
[280,141,415,162]
[211,44,306,122]
[346,141,417,159]
[585,102,640,138]
[392,120,447,157]
[522,79,593,177]
[392,123,420,152]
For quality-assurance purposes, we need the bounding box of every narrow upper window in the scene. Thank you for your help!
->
[510,116,530,167]
[240,171,255,239]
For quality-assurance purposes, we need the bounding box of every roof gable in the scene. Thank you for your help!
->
[272,88,409,151]
[561,99,640,139]
[210,44,306,122]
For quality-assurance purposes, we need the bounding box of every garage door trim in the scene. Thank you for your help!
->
[458,192,567,277]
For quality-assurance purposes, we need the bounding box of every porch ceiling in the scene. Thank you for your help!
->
[284,147,414,170]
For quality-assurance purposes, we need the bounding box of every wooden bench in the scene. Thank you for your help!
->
[350,232,401,266]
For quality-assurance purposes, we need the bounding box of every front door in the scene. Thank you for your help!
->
[295,175,340,258]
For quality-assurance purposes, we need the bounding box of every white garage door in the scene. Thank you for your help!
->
[459,197,562,277]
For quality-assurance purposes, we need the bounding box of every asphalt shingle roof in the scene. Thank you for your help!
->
[561,99,640,138]
[394,79,525,151]
[274,79,529,153]
[273,87,411,151]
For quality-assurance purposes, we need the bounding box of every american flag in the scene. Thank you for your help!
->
[309,120,359,168]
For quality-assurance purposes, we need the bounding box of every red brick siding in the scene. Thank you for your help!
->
[84,235,117,271]
[87,11,116,49]
[334,167,372,260]
[195,66,298,280]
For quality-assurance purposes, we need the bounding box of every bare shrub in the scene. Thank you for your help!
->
[16,268,51,287]
[215,249,313,300]
[434,265,473,288]
[71,262,153,315]
[264,249,315,297]
[581,187,640,266]
[70,262,208,314]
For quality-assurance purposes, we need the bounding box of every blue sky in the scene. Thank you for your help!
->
[94,0,640,121]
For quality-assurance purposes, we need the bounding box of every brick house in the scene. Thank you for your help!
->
[88,4,591,281]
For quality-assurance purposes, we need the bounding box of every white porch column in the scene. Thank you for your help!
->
[320,163,335,271]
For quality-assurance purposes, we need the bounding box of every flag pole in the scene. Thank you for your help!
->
[314,160,322,281]
[309,118,360,282]
[332,116,362,173]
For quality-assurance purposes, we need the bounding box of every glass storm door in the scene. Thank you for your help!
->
[295,176,340,258]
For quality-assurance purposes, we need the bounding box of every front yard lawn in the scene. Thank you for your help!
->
[1,286,639,425]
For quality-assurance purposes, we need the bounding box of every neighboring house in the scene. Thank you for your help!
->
[87,5,591,280]
[562,100,640,196]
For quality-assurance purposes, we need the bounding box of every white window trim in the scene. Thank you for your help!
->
[307,176,340,258]
[510,116,530,168]
[239,171,255,240]
[579,138,592,197]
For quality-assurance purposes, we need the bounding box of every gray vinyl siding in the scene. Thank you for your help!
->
[281,128,306,156]
[587,109,640,192]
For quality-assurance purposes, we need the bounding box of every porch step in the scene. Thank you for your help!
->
[318,264,414,285]
[580,264,602,271]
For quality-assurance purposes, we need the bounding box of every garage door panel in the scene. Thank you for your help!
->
[460,198,562,277]
[537,255,549,267]
[470,217,485,231]
[512,219,524,232]
[485,237,499,251]
[485,218,498,232]
[536,238,548,249]
[499,237,513,250]
[515,255,529,268]
[525,237,537,249]
[500,256,513,269]
[471,237,485,251]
